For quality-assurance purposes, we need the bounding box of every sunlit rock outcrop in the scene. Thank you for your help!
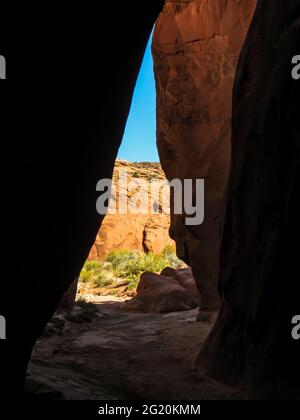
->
[89,160,174,259]
[153,0,256,309]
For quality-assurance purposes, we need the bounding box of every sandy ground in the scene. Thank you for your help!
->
[27,296,244,400]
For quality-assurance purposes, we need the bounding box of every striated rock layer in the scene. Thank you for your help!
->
[89,160,174,259]
[198,0,300,399]
[152,0,256,309]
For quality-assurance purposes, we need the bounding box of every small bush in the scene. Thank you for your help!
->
[161,244,176,257]
[80,261,115,288]
[80,248,185,291]
[162,245,185,269]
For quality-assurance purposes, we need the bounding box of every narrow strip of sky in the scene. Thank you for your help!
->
[117,33,159,163]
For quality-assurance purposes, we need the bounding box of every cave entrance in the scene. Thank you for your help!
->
[39,32,202,399]
[29,11,217,399]
[76,32,180,307]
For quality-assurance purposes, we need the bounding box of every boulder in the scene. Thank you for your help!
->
[161,267,199,298]
[125,271,200,313]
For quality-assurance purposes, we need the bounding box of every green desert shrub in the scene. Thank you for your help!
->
[131,172,140,178]
[107,249,167,275]
[161,244,176,256]
[80,261,115,288]
[161,245,184,269]
[80,248,185,291]
[106,249,184,289]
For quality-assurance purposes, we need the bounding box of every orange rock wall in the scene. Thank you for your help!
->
[153,0,256,308]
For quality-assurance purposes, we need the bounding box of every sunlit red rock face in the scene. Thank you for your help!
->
[89,160,174,259]
[152,0,256,309]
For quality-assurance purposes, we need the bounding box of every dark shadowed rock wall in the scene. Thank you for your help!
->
[198,0,300,399]
[0,2,164,395]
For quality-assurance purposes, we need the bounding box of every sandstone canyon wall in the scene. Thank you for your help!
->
[3,0,299,400]
[89,160,174,260]
[153,0,256,309]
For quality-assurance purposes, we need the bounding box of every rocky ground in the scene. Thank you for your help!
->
[27,296,245,400]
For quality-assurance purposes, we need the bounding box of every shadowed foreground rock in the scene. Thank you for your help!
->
[198,0,300,400]
[152,0,256,309]
[161,267,200,298]
[29,302,238,400]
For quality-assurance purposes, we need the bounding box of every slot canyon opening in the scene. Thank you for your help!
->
[20,0,300,401]
[59,33,193,309]
[28,30,211,401]
[25,3,253,400]
[27,2,243,393]
[76,33,192,311]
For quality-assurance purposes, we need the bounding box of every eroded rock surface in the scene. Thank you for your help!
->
[152,0,256,309]
[29,300,243,400]
[89,160,174,259]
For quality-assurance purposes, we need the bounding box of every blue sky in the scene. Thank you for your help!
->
[117,34,159,163]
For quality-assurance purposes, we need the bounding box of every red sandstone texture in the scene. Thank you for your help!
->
[89,160,174,259]
[152,0,256,309]
[124,268,200,313]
